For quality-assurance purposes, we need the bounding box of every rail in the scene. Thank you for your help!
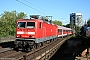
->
[17,36,72,60]
[0,36,72,60]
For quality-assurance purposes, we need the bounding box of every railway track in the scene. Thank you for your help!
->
[17,36,71,60]
[0,36,72,60]
[0,49,25,60]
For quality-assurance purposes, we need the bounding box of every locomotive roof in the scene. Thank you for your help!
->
[17,19,57,25]
[17,19,43,22]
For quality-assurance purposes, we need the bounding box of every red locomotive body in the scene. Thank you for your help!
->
[16,19,57,42]
[15,17,57,50]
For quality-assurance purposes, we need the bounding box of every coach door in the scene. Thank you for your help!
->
[43,27,46,41]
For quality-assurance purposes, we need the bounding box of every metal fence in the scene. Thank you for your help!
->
[0,36,15,43]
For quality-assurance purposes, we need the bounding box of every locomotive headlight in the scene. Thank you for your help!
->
[30,35,34,38]
[17,36,19,37]
[16,35,20,38]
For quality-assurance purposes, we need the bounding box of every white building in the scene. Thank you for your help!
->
[70,13,82,28]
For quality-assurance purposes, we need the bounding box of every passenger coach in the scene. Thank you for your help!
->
[57,26,72,37]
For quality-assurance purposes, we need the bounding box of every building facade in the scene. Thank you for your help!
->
[70,13,82,33]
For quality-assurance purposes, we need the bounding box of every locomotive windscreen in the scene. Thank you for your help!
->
[18,22,26,28]
[27,22,35,28]
[17,22,35,28]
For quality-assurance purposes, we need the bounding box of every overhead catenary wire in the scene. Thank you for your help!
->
[24,0,54,19]
[16,0,55,21]
[24,0,46,12]
[16,0,68,23]
[16,0,46,15]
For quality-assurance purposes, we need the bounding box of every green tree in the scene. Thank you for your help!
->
[0,10,27,37]
[52,20,62,26]
[17,12,27,19]
[87,19,90,26]
[64,24,70,28]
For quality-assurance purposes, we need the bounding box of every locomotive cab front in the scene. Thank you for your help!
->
[16,21,35,38]
[15,19,36,51]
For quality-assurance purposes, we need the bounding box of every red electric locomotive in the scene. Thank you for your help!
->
[15,15,58,51]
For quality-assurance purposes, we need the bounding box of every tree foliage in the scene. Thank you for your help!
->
[0,11,63,37]
[52,20,62,26]
[0,10,27,37]
[63,24,70,28]
[87,19,90,26]
[40,16,62,25]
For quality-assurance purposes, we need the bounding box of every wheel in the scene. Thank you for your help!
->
[32,44,36,50]
[25,48,30,52]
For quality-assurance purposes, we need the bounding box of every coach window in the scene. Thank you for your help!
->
[58,29,62,32]
[40,22,42,28]
[66,30,68,32]
[60,29,62,32]
[63,30,65,32]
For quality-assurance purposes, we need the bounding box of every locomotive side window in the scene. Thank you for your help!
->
[40,22,42,28]
[18,22,26,28]
[27,22,35,28]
